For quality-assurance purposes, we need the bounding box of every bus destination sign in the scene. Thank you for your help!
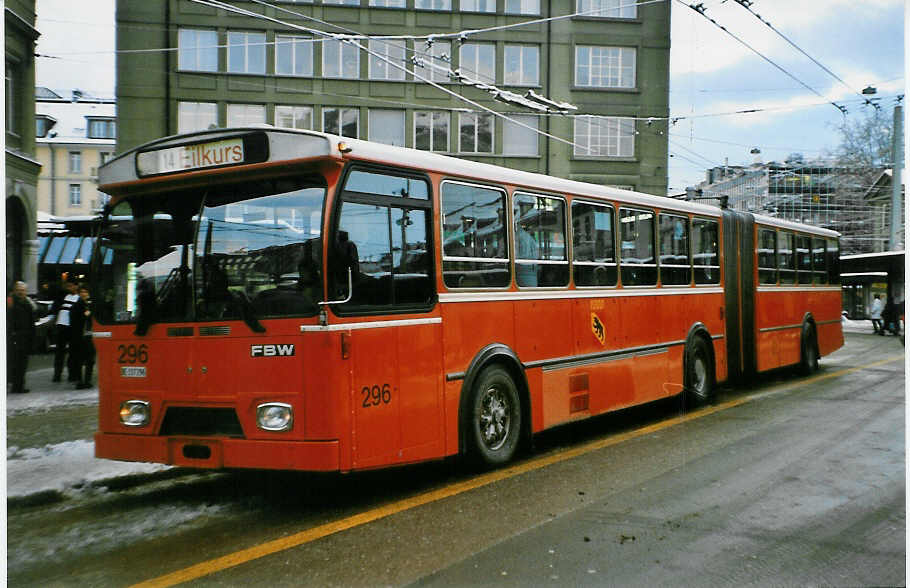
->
[137,137,245,176]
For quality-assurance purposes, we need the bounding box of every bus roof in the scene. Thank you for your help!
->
[100,127,837,237]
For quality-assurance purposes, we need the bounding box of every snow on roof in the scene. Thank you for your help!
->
[36,99,116,145]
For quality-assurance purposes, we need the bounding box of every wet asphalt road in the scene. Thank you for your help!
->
[7,332,905,586]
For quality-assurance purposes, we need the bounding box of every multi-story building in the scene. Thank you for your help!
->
[35,88,117,216]
[696,158,903,255]
[5,0,41,290]
[115,0,671,195]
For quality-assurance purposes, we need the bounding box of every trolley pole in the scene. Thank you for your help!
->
[890,101,903,250]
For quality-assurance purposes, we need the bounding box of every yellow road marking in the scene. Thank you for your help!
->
[133,354,904,588]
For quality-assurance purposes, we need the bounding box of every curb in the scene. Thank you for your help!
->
[7,467,200,510]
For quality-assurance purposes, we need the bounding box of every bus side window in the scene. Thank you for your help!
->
[796,235,812,284]
[513,192,568,288]
[811,237,827,284]
[572,201,617,287]
[692,218,720,285]
[826,239,840,285]
[619,208,656,286]
[757,228,778,285]
[778,231,795,284]
[658,213,690,286]
[441,182,510,288]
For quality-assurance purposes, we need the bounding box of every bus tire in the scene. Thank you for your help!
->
[685,336,714,408]
[468,365,522,467]
[800,323,819,375]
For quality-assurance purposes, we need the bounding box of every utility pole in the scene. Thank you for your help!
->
[890,100,903,250]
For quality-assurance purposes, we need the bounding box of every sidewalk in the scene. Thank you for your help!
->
[6,356,171,506]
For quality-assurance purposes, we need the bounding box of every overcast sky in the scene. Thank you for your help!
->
[34,0,906,195]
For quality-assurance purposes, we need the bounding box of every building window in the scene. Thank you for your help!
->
[177,29,218,72]
[69,151,82,173]
[414,111,449,152]
[577,0,636,18]
[227,104,266,126]
[323,0,360,4]
[370,0,405,6]
[459,43,495,84]
[415,0,451,8]
[275,105,314,129]
[275,35,313,77]
[323,107,359,138]
[461,0,495,12]
[36,115,55,138]
[69,184,82,207]
[369,40,406,81]
[100,151,114,165]
[323,39,360,79]
[575,46,636,88]
[87,118,116,139]
[504,45,539,86]
[458,113,493,153]
[177,101,218,133]
[227,31,266,74]
[502,115,538,156]
[573,116,634,157]
[6,60,18,136]
[506,0,539,14]
[416,41,451,82]
[368,110,405,146]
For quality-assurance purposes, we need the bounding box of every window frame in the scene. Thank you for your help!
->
[275,104,314,130]
[777,231,796,285]
[811,236,827,285]
[322,107,360,138]
[440,179,511,290]
[330,164,436,315]
[571,199,618,288]
[512,191,570,289]
[177,101,218,133]
[576,0,637,19]
[177,28,219,73]
[504,44,540,87]
[274,34,314,77]
[618,206,657,287]
[458,112,494,154]
[226,103,267,127]
[68,151,83,174]
[69,184,82,207]
[368,109,406,146]
[658,212,691,286]
[572,116,635,158]
[691,217,720,285]
[574,45,636,89]
[502,115,539,157]
[458,42,496,85]
[322,39,361,79]
[414,110,450,152]
[757,227,778,285]
[368,39,407,81]
[227,30,267,75]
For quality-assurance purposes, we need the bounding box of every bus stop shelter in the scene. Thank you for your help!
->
[840,250,904,319]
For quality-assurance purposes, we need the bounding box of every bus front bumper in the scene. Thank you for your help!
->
[94,432,340,471]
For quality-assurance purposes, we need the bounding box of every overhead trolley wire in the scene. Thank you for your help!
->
[678,0,847,116]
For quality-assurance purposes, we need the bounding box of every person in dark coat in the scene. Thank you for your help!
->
[7,281,36,394]
[70,284,96,389]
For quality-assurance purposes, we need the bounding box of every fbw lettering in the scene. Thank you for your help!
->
[250,344,295,357]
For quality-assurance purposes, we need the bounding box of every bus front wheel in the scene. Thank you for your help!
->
[468,366,522,466]
[685,336,714,408]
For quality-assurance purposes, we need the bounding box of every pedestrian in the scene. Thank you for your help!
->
[7,281,35,394]
[882,297,897,335]
[70,284,96,389]
[869,294,883,334]
[51,279,80,382]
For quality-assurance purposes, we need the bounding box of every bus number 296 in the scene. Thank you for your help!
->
[118,344,149,364]
[361,384,392,408]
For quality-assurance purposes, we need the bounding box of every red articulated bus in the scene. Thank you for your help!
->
[92,128,843,472]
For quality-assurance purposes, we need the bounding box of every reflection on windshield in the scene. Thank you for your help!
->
[94,181,326,328]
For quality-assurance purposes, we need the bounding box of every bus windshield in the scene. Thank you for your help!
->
[94,176,326,331]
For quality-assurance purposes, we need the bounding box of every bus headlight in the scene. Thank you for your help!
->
[257,403,293,432]
[119,400,150,427]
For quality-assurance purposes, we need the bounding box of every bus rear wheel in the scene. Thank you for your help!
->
[800,324,819,375]
[468,366,522,466]
[685,337,714,408]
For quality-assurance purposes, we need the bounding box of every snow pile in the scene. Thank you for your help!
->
[7,440,171,499]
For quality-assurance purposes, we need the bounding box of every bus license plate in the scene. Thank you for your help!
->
[121,366,147,378]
